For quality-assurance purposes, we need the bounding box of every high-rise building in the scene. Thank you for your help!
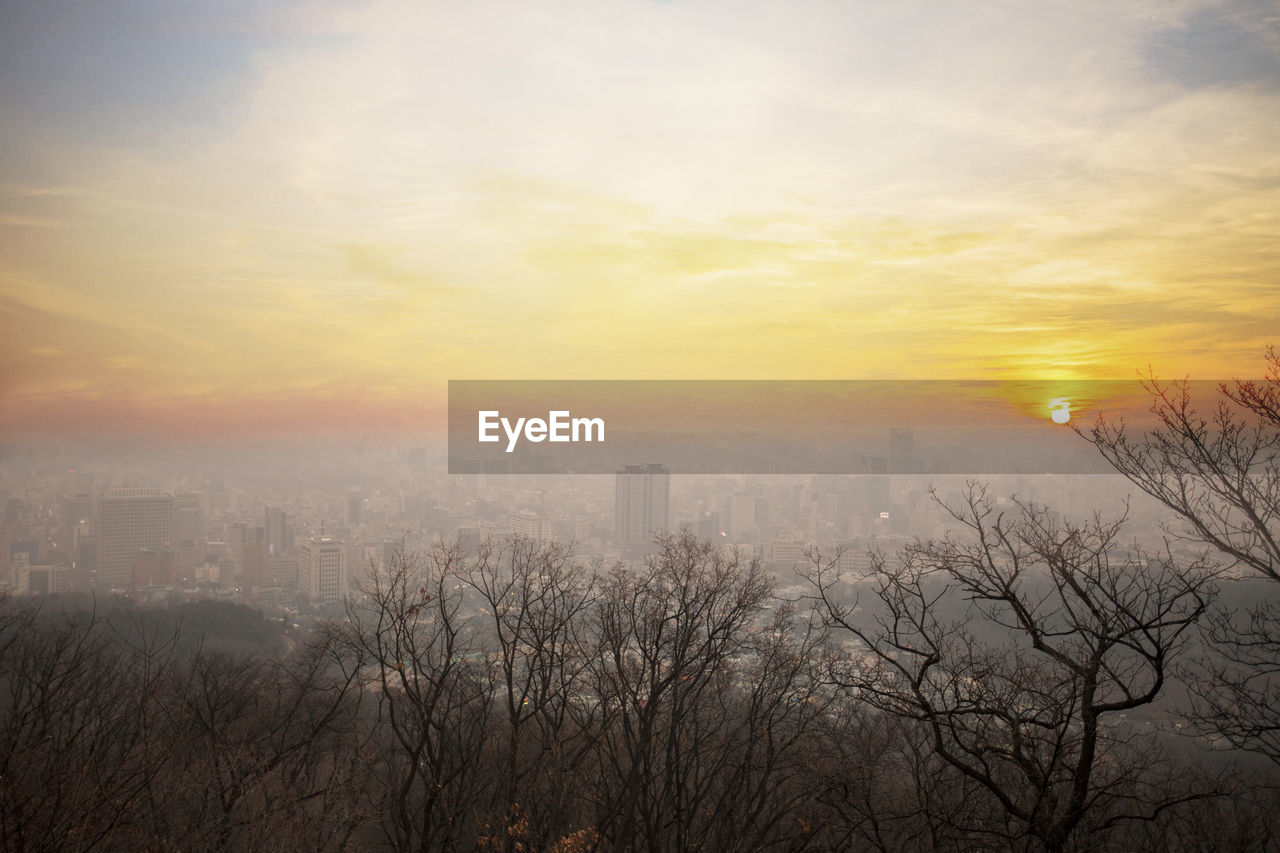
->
[297,536,348,603]
[509,508,551,541]
[241,539,266,588]
[264,506,293,557]
[265,555,297,589]
[614,464,670,544]
[58,493,94,553]
[229,522,262,549]
[175,540,199,586]
[173,492,203,542]
[97,488,174,590]
[75,535,97,588]
[696,509,720,543]
[724,493,765,542]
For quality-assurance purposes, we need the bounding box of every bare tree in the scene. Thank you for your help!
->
[464,535,598,850]
[1082,348,1280,580]
[154,631,371,851]
[1081,348,1280,764]
[801,485,1220,853]
[0,598,180,852]
[690,599,835,852]
[579,532,783,851]
[344,542,496,852]
[804,701,1001,853]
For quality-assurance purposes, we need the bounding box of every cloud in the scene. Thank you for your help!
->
[1143,1,1280,91]
[0,0,1276,434]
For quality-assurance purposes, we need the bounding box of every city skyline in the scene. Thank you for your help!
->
[1,6,1277,842]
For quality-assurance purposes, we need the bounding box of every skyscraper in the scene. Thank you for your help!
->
[614,464,670,545]
[265,506,293,557]
[241,539,266,588]
[173,492,203,542]
[297,536,348,603]
[97,488,174,590]
[58,493,94,553]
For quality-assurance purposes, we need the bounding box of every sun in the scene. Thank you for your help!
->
[1049,398,1071,425]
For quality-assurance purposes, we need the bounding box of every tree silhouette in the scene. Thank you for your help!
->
[343,543,496,851]
[464,535,598,850]
[802,485,1220,853]
[1081,348,1280,765]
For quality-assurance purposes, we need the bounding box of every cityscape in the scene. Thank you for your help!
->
[2,431,1158,608]
[1,0,1278,850]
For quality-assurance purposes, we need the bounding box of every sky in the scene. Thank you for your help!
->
[1,0,1277,438]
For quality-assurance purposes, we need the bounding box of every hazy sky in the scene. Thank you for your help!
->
[1,0,1277,436]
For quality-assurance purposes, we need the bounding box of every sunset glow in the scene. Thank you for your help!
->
[1,1,1276,437]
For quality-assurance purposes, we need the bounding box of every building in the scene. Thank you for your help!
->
[132,547,176,588]
[264,506,293,557]
[695,509,720,543]
[614,463,670,545]
[509,509,551,541]
[14,551,70,595]
[173,492,203,542]
[718,492,767,542]
[75,535,97,587]
[97,488,174,590]
[297,536,348,603]
[175,540,199,586]
[770,538,810,570]
[58,493,94,553]
[265,555,298,589]
[455,526,484,560]
[241,539,266,588]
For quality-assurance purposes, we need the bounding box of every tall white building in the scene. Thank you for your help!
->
[509,509,551,541]
[97,488,174,590]
[614,464,670,544]
[297,536,348,603]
